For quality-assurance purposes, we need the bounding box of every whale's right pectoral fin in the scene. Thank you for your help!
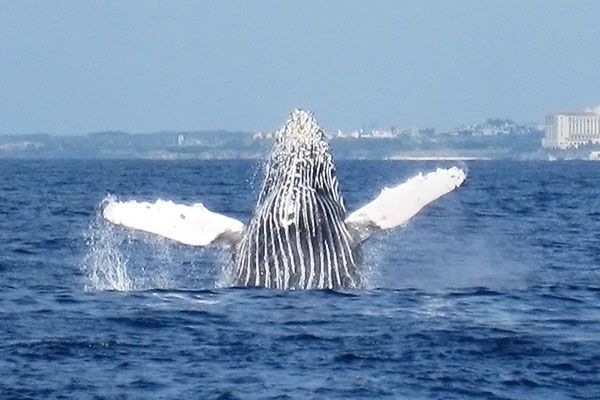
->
[345,166,466,242]
[102,198,245,247]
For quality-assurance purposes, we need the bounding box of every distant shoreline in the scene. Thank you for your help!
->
[389,156,491,161]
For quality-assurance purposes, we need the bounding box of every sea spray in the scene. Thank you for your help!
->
[136,234,175,289]
[82,214,132,291]
[214,247,236,289]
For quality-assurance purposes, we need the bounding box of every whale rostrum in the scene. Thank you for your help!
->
[102,109,466,290]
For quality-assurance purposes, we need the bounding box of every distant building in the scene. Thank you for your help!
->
[543,106,600,149]
[252,132,273,140]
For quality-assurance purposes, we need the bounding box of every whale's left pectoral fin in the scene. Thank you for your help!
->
[102,199,244,247]
[345,166,466,242]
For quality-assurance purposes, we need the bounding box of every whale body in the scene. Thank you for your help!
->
[234,110,361,289]
[102,109,466,290]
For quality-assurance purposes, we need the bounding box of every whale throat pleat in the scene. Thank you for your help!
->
[233,190,361,290]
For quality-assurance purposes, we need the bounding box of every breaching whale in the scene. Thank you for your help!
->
[102,109,466,290]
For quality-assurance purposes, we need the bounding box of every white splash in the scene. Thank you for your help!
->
[82,214,132,291]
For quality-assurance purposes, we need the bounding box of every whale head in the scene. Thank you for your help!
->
[276,108,326,148]
[257,109,344,212]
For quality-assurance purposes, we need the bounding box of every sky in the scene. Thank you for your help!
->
[1,0,600,135]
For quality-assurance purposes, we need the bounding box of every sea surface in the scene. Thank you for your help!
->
[1,159,599,400]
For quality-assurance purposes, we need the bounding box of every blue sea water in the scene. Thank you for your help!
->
[1,159,599,400]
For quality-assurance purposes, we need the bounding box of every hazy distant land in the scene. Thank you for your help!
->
[0,118,588,160]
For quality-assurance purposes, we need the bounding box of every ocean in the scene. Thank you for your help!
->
[1,159,599,399]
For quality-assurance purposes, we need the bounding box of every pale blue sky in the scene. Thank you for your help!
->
[1,0,599,134]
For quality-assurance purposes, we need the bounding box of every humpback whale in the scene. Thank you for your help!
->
[102,109,466,290]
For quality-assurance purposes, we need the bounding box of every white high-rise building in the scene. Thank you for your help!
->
[543,106,600,149]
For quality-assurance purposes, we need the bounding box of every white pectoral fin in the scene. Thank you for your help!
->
[345,166,466,241]
[102,198,245,247]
